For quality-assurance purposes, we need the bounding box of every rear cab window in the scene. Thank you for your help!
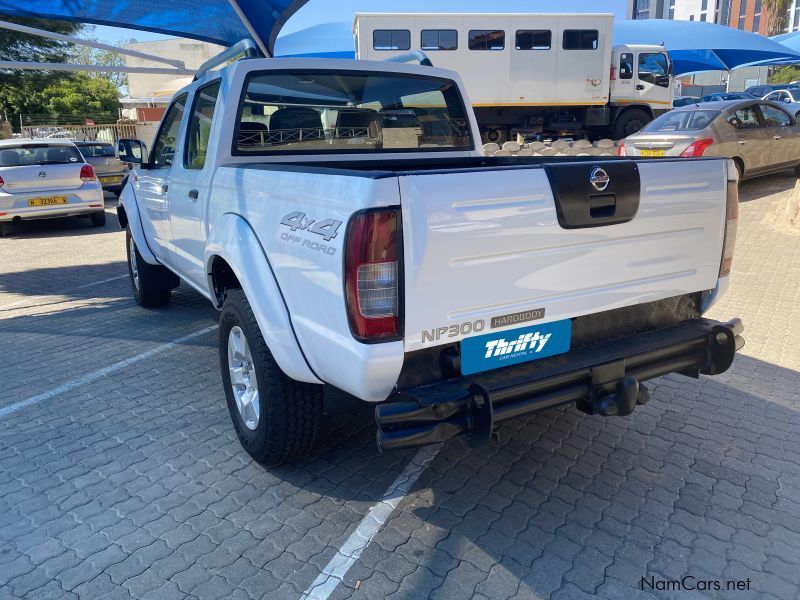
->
[0,144,83,166]
[643,110,720,132]
[234,71,473,155]
[76,144,116,158]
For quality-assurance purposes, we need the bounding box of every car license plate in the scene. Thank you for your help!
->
[99,176,122,184]
[460,319,572,375]
[28,197,68,207]
[640,149,665,157]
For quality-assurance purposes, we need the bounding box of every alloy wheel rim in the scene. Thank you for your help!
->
[227,326,260,430]
[129,236,139,290]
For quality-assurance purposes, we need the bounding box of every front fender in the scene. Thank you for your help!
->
[117,183,159,265]
[205,213,321,385]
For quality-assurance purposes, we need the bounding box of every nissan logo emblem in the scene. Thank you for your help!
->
[589,167,610,191]
[38,171,47,178]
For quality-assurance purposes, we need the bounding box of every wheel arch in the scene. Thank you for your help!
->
[205,213,321,385]
[118,184,159,265]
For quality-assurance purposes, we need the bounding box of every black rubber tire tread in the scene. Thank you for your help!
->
[126,227,173,307]
[219,289,322,466]
[613,108,651,140]
[90,211,107,227]
[794,164,800,177]
[0,222,5,237]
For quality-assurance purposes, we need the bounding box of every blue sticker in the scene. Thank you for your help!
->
[460,319,573,375]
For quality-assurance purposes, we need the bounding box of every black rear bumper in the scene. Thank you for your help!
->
[376,317,744,451]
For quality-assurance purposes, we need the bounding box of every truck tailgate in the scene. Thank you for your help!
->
[400,158,728,352]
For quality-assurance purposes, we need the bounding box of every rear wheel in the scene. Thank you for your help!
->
[794,164,800,177]
[90,211,107,227]
[219,289,323,465]
[613,109,651,140]
[126,227,176,307]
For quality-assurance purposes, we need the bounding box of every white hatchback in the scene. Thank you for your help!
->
[0,138,106,236]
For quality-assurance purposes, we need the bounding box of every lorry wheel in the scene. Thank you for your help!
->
[90,211,107,227]
[613,109,650,140]
[126,227,174,307]
[219,289,323,465]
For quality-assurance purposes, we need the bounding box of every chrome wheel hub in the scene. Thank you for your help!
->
[129,236,139,290]
[227,326,260,430]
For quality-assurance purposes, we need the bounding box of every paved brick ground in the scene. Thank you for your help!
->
[0,177,799,600]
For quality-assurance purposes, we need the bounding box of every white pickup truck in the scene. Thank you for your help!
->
[118,49,743,465]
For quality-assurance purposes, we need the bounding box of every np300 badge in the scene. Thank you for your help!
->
[460,319,573,375]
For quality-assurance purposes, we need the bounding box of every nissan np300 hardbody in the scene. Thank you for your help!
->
[117,53,743,465]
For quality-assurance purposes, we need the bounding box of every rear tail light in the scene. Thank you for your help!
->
[80,165,96,181]
[617,141,627,156]
[344,209,402,341]
[680,138,713,158]
[0,174,4,187]
[610,64,616,81]
[720,160,739,277]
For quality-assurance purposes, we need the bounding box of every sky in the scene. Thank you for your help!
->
[88,0,631,44]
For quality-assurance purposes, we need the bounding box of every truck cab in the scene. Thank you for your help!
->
[610,44,673,138]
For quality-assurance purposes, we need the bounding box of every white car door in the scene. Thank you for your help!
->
[168,80,221,288]
[135,94,187,261]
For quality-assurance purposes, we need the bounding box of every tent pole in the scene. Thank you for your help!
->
[227,0,270,57]
[0,19,188,69]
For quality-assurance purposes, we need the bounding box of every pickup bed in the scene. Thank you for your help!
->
[117,56,742,465]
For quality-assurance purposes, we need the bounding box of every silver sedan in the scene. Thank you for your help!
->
[0,139,106,236]
[619,100,800,180]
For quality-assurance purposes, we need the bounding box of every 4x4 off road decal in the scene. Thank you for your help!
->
[280,211,342,255]
[460,319,572,375]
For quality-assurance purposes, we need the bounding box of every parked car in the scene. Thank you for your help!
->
[699,92,757,103]
[761,88,800,116]
[0,139,106,236]
[118,54,743,465]
[744,83,800,98]
[74,141,128,196]
[619,100,800,180]
[673,96,700,108]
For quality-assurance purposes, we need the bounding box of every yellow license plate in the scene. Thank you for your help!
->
[640,149,666,157]
[28,197,68,207]
[100,176,122,184]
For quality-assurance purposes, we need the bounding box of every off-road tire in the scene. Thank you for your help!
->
[90,211,107,227]
[126,227,176,307]
[219,289,323,465]
[613,109,651,140]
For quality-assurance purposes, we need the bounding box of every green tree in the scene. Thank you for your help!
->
[0,17,85,130]
[769,65,800,84]
[69,35,130,91]
[41,73,120,115]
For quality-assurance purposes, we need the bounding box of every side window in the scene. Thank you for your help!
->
[421,29,457,51]
[619,52,634,79]
[726,106,762,130]
[764,91,778,100]
[760,104,792,127]
[150,95,187,167]
[638,53,670,87]
[468,30,505,50]
[515,30,551,50]
[563,29,598,50]
[184,81,220,169]
[373,30,410,51]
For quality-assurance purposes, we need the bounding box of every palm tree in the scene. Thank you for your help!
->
[763,0,791,36]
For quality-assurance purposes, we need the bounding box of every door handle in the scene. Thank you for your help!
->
[188,189,199,200]
[635,84,645,90]
[160,184,168,194]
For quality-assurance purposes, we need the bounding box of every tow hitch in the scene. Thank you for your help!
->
[376,318,743,452]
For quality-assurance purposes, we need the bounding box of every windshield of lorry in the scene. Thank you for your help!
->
[0,144,83,166]
[642,109,720,132]
[235,71,473,154]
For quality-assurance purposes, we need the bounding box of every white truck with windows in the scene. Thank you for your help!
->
[354,13,673,141]
[118,46,742,465]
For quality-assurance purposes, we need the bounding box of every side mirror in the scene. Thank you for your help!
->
[118,138,148,164]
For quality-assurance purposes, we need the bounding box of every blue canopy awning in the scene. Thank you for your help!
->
[614,19,800,75]
[0,0,310,55]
